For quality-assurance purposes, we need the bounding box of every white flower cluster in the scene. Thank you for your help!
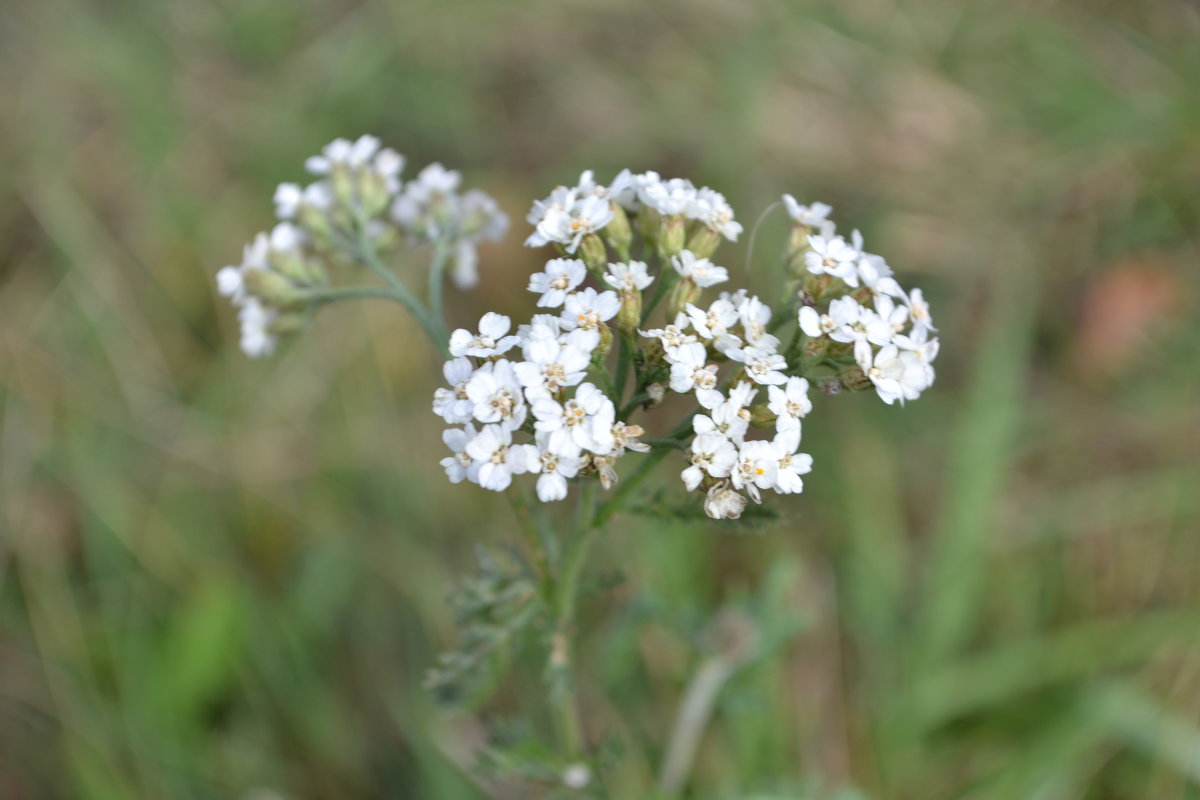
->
[525,169,742,254]
[391,162,509,289]
[217,136,508,357]
[640,284,814,517]
[786,199,939,405]
[434,168,938,520]
[216,222,315,358]
[436,297,649,503]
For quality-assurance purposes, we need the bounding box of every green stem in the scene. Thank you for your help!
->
[300,285,407,304]
[357,228,450,354]
[613,330,636,406]
[508,488,553,606]
[548,480,598,759]
[642,264,678,322]
[428,237,452,330]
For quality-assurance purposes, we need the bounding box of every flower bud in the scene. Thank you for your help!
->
[578,233,608,275]
[637,206,661,247]
[267,309,310,336]
[666,277,701,319]
[749,403,777,429]
[801,336,830,364]
[657,214,686,259]
[330,164,356,213]
[603,202,632,260]
[596,322,614,355]
[685,225,722,260]
[704,482,746,520]
[242,269,303,308]
[785,225,812,276]
[298,203,334,244]
[268,248,308,282]
[616,290,642,334]
[358,171,391,219]
[803,272,833,302]
[820,378,842,396]
[836,366,873,392]
[645,383,665,407]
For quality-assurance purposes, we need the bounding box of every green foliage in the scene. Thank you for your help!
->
[425,547,542,708]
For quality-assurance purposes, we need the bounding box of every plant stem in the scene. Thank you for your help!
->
[357,228,450,354]
[428,237,452,329]
[547,480,598,759]
[300,286,408,304]
[507,488,553,606]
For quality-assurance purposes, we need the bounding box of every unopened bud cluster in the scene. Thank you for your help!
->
[217,135,507,357]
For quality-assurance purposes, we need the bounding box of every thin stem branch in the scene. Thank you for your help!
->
[300,286,407,304]
[428,237,452,329]
[357,227,450,354]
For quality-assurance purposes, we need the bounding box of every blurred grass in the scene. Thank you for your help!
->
[3,0,1200,797]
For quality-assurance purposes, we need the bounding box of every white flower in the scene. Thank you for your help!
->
[805,233,861,285]
[274,183,303,219]
[561,288,620,332]
[525,192,614,253]
[667,347,721,407]
[440,424,479,484]
[448,313,520,358]
[872,294,911,341]
[906,288,936,336]
[737,296,779,351]
[685,299,738,341]
[303,135,404,196]
[528,258,587,308]
[731,440,781,503]
[527,434,584,502]
[767,377,812,432]
[465,360,527,428]
[704,481,746,520]
[729,346,788,386]
[513,330,590,400]
[671,250,729,288]
[433,357,476,423]
[639,176,696,215]
[782,195,835,236]
[856,253,903,298]
[688,187,742,240]
[237,299,277,358]
[609,421,650,455]
[532,383,614,455]
[856,344,932,405]
[681,432,737,491]
[640,313,698,357]
[693,400,750,444]
[464,425,534,492]
[798,296,860,339]
[772,436,813,495]
[604,261,654,292]
[305,135,380,174]
[728,380,758,411]
[216,266,244,299]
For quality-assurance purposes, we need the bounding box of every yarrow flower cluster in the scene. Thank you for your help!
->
[213,143,937,519]
[217,135,507,357]
[431,169,938,519]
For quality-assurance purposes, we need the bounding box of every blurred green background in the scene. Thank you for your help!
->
[3,0,1199,797]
